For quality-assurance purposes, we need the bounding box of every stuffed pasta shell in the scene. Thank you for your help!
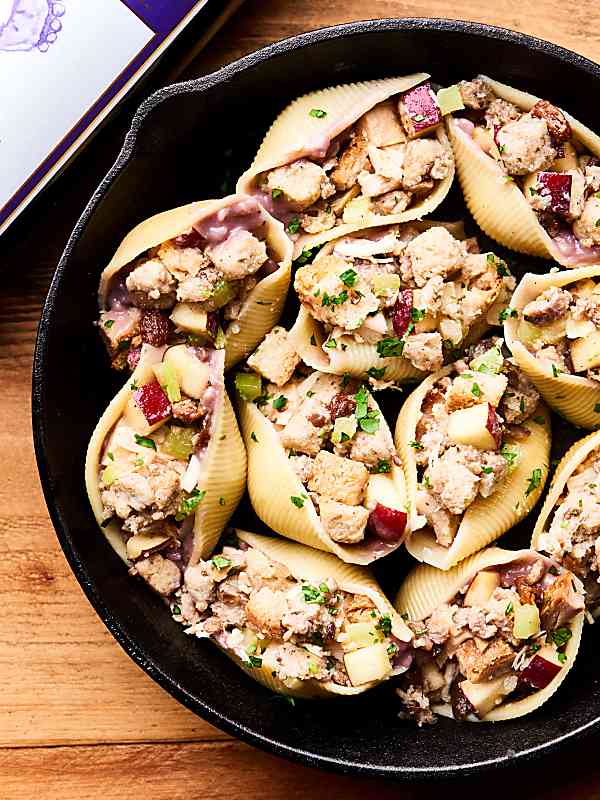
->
[236,75,455,257]
[97,195,292,373]
[176,529,412,698]
[395,547,584,723]
[504,265,600,428]
[236,330,409,564]
[533,429,600,618]
[449,75,600,266]
[289,222,515,383]
[395,337,551,569]
[85,342,246,569]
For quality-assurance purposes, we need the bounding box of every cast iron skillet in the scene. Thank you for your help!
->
[32,18,600,779]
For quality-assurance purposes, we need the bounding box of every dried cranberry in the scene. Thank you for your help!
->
[140,310,170,346]
[535,172,572,218]
[174,229,204,249]
[368,504,407,542]
[392,288,413,337]
[127,346,141,371]
[329,392,356,420]
[530,100,572,143]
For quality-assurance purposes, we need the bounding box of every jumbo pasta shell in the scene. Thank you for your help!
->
[97,195,293,370]
[289,305,423,382]
[85,344,247,565]
[236,75,455,259]
[448,76,600,266]
[394,547,584,721]
[238,393,408,565]
[213,529,410,698]
[395,369,551,569]
[504,265,600,428]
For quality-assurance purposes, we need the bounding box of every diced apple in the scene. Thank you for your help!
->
[570,278,598,298]
[513,603,541,640]
[436,85,465,116]
[535,172,572,217]
[344,642,391,686]
[519,647,562,689]
[460,675,513,718]
[126,380,172,435]
[447,403,497,450]
[464,570,501,607]
[565,317,595,339]
[343,622,379,651]
[367,503,407,543]
[551,141,579,172]
[365,473,404,511]
[467,373,507,407]
[398,83,442,138]
[570,327,600,372]
[153,362,181,403]
[170,303,217,339]
[342,195,372,224]
[331,415,358,444]
[470,346,504,375]
[163,345,210,399]
[126,532,172,561]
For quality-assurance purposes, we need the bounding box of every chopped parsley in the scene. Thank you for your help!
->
[294,245,322,267]
[527,643,541,657]
[533,415,546,424]
[482,466,494,474]
[519,398,526,415]
[218,496,226,506]
[134,434,156,450]
[340,268,358,287]
[286,217,301,234]
[354,386,368,419]
[324,338,337,349]
[529,186,538,196]
[310,334,317,346]
[309,108,327,118]
[487,253,510,277]
[308,662,319,674]
[552,364,561,378]
[525,467,543,496]
[410,307,425,322]
[246,655,263,668]
[558,652,568,664]
[387,644,398,657]
[499,307,518,322]
[596,219,600,228]
[302,583,328,604]
[250,431,258,442]
[359,411,380,434]
[501,445,518,467]
[107,451,114,461]
[371,459,392,474]
[471,382,482,397]
[549,627,572,648]
[172,604,182,616]
[271,188,283,200]
[367,366,386,380]
[409,440,424,451]
[175,488,206,521]
[272,395,288,411]
[290,495,306,508]
[376,615,392,637]
[212,555,232,570]
[104,319,114,328]
[130,381,138,390]
[376,337,404,358]
[134,457,144,467]
[594,403,600,413]
[354,385,380,433]
[505,602,513,615]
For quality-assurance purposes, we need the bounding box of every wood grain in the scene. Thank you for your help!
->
[2,0,600,795]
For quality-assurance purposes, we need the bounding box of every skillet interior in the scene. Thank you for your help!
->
[32,18,600,779]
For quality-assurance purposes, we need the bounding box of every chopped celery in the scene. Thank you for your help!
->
[163,426,195,459]
[101,464,120,486]
[235,372,262,401]
[436,85,465,115]
[214,326,226,350]
[154,362,181,403]
[470,346,504,375]
[372,273,400,297]
[211,280,237,309]
[331,415,358,443]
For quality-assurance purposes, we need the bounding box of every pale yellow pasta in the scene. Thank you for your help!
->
[504,265,600,429]
[395,368,551,570]
[238,391,408,565]
[236,75,455,258]
[395,547,584,721]
[85,344,247,565]
[449,76,600,266]
[97,195,293,370]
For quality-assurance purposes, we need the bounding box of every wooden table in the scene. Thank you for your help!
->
[2,1,600,797]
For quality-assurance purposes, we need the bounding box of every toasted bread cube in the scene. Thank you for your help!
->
[247,326,300,387]
[308,451,369,505]
[319,497,369,543]
[455,638,515,684]
[245,587,287,638]
[279,413,323,457]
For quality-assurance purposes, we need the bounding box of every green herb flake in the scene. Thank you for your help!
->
[525,467,543,496]
[501,445,518,467]
[594,403,600,413]
[218,496,226,506]
[291,495,306,508]
[371,459,392,474]
[324,338,337,349]
[505,602,513,615]
[596,219,600,228]
[552,364,561,378]
[499,307,518,322]
[107,452,114,461]
[246,655,263,668]
[376,615,392,637]
[310,334,317,346]
[558,652,568,664]
[367,366,386,380]
[376,337,404,358]
[409,440,424,451]
[354,385,369,419]
[496,260,510,277]
[302,584,327,604]
[130,381,138,391]
[340,268,358,287]
[410,307,425,322]
[550,627,572,648]
[134,457,144,467]
[134,434,156,450]
[175,488,206,521]
[250,431,258,443]
[272,395,288,411]
[520,398,526,414]
[482,466,494,474]
[309,108,327,118]
[533,415,545,424]
[271,187,283,200]
[104,319,114,329]
[212,555,232,570]
[471,382,482,398]
[286,217,301,234]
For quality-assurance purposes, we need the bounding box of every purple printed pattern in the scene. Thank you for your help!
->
[0,0,65,52]
[120,0,200,35]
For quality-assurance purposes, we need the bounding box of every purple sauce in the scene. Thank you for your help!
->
[194,198,265,244]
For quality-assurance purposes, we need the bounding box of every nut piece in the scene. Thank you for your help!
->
[530,100,572,143]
